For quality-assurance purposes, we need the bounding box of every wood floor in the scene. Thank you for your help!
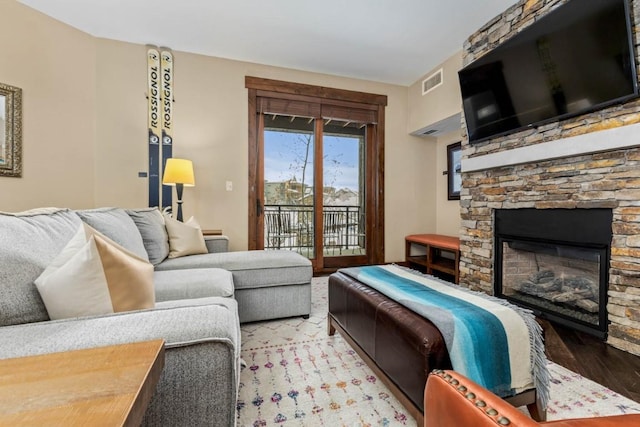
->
[541,319,640,403]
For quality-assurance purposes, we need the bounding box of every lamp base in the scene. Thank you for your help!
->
[175,183,184,222]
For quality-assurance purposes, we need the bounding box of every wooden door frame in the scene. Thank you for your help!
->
[246,77,387,269]
[313,118,324,271]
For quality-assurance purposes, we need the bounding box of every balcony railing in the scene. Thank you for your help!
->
[264,204,365,257]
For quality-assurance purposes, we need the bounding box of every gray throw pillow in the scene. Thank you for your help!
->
[126,208,170,265]
[75,207,149,262]
[0,208,82,326]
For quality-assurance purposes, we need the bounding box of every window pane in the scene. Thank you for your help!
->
[264,115,315,258]
[323,120,366,257]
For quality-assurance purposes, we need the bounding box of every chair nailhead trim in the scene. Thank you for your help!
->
[498,416,511,425]
[432,370,511,426]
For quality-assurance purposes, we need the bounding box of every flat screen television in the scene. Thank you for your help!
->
[459,0,638,143]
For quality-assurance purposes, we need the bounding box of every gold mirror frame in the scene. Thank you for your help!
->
[0,82,22,177]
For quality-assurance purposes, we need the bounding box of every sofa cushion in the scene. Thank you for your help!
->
[156,250,312,290]
[164,215,208,258]
[0,208,82,326]
[35,223,155,320]
[0,295,239,362]
[76,207,149,261]
[126,207,170,265]
[154,268,234,301]
[204,235,229,253]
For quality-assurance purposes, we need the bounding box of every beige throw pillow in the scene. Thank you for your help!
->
[35,224,155,320]
[164,215,208,258]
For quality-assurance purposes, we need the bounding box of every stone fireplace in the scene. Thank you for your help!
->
[459,0,640,356]
[494,208,612,338]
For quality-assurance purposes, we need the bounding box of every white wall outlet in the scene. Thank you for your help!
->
[226,181,233,191]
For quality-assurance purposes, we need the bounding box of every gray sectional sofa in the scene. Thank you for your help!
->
[0,207,312,426]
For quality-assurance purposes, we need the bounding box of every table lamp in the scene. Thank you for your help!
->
[162,158,195,222]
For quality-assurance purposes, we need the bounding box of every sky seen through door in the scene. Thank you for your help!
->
[264,130,360,192]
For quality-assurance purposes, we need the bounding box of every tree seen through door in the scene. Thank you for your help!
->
[263,115,365,259]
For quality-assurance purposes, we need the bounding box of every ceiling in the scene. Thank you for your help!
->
[19,0,516,86]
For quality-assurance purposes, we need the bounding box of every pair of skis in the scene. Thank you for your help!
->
[147,47,173,210]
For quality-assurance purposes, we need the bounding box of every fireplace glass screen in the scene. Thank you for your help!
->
[500,240,604,327]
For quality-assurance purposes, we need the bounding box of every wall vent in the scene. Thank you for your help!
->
[410,113,462,138]
[422,68,443,95]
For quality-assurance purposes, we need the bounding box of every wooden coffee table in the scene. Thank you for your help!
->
[0,339,165,426]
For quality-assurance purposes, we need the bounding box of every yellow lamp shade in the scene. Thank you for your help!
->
[162,158,195,186]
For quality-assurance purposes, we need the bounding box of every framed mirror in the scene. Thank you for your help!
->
[447,141,461,200]
[0,82,22,177]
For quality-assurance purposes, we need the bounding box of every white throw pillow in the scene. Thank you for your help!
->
[35,224,155,320]
[164,215,208,258]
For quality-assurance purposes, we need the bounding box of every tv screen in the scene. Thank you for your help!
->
[459,0,638,143]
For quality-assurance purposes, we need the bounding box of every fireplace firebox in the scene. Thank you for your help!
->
[494,209,612,338]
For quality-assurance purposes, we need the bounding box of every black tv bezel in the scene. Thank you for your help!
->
[459,0,639,145]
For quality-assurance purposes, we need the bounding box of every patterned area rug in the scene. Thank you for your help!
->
[237,277,640,426]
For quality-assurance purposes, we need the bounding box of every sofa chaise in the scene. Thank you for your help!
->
[0,207,312,426]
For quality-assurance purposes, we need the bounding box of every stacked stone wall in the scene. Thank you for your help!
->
[461,0,640,355]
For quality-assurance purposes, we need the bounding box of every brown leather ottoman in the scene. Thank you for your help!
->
[328,271,451,424]
[328,270,543,425]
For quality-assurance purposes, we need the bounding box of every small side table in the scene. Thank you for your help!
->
[202,229,223,236]
[0,339,165,426]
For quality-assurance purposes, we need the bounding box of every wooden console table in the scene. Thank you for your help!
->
[405,234,460,283]
[0,339,165,426]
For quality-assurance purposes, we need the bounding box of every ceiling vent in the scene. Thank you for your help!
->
[422,68,443,95]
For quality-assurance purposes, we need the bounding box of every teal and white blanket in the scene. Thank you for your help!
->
[340,264,549,406]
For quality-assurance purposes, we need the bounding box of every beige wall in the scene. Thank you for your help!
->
[93,39,148,208]
[407,51,463,134]
[94,41,436,259]
[406,51,464,237]
[1,2,437,262]
[398,135,438,242]
[0,1,96,210]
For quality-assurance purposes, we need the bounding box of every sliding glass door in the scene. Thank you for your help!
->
[246,77,386,273]
[261,114,368,267]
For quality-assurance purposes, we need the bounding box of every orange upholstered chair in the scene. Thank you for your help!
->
[424,370,640,426]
